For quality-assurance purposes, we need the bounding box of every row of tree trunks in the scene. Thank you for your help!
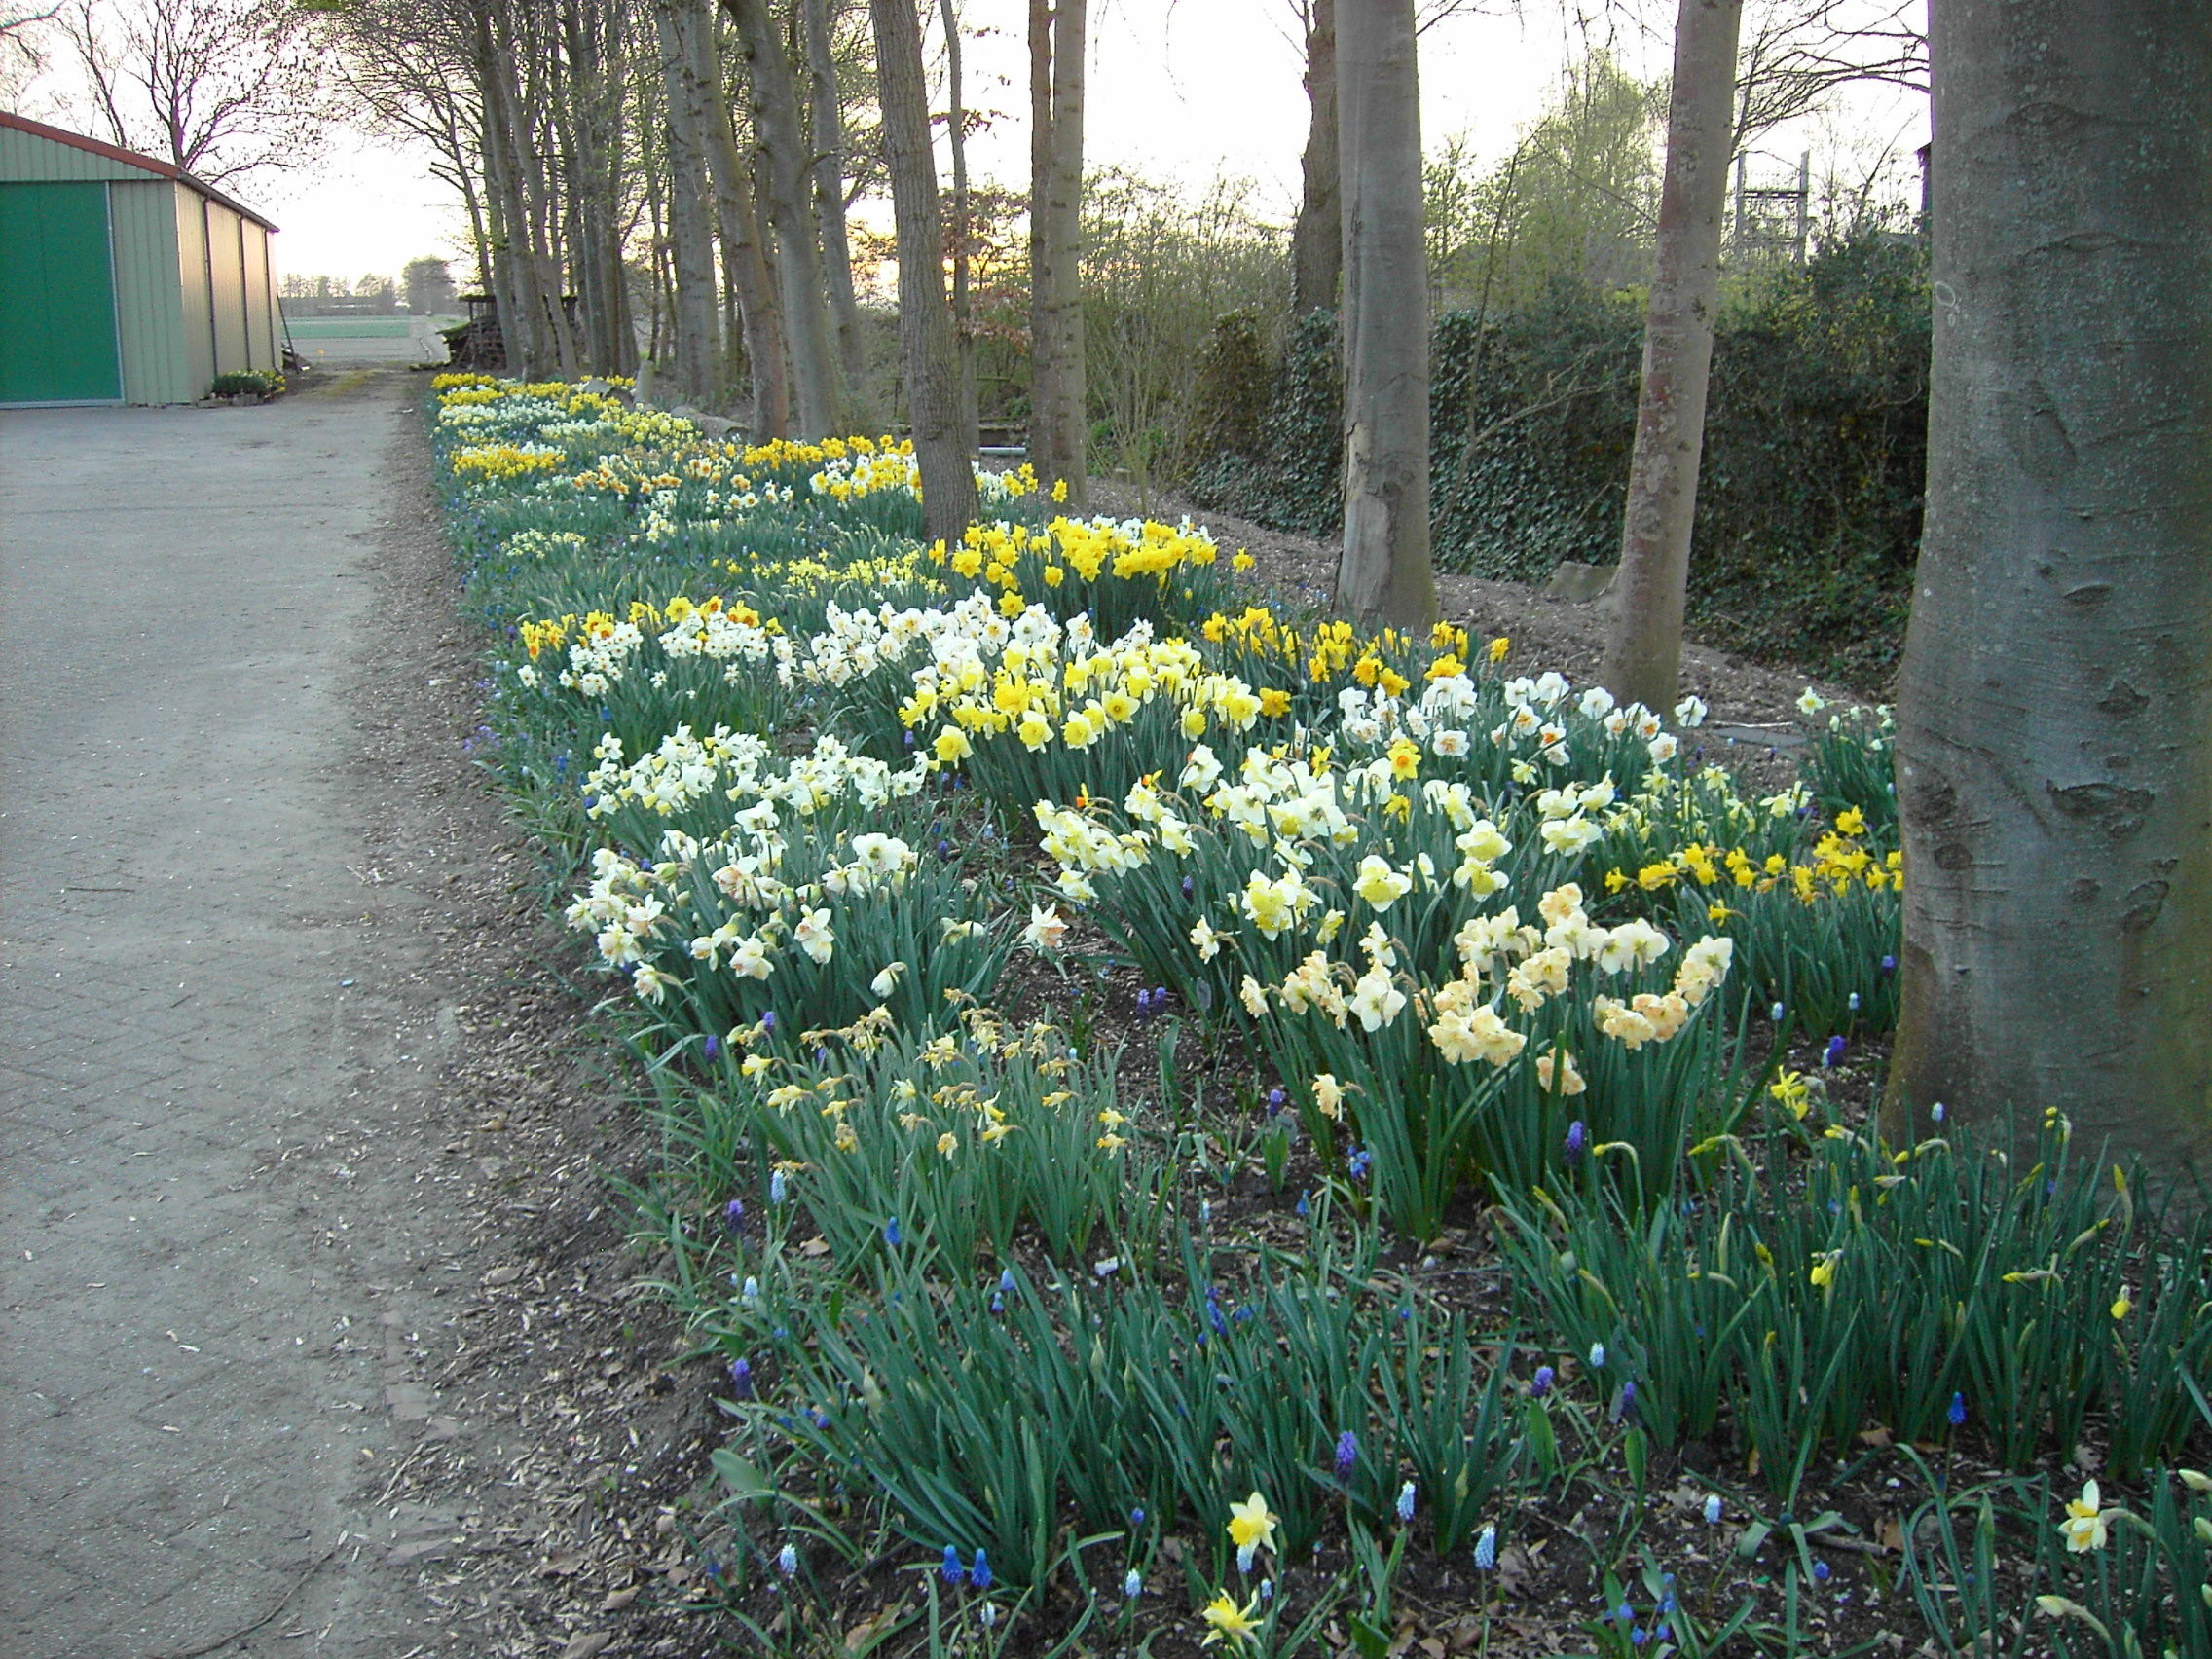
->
[869,0,977,544]
[799,0,866,391]
[728,0,843,436]
[688,0,789,435]
[652,0,723,403]
[1028,0,1087,507]
[474,5,554,378]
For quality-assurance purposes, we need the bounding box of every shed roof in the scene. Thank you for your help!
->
[0,111,279,232]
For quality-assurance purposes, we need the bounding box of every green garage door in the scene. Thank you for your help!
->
[0,182,122,404]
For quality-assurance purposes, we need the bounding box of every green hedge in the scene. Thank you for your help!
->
[1190,231,1930,689]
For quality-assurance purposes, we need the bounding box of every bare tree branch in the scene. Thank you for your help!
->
[1735,0,1924,148]
[56,0,335,183]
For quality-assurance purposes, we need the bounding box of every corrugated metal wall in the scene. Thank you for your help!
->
[204,203,248,375]
[173,183,214,394]
[242,217,276,370]
[0,124,143,182]
[108,179,194,404]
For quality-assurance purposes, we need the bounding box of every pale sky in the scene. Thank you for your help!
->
[13,0,1928,282]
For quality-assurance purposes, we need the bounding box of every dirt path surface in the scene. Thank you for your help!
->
[1,374,719,1659]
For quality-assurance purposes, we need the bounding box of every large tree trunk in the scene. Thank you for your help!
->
[1599,0,1742,714]
[1292,0,1340,317]
[727,0,842,436]
[868,0,978,544]
[1886,0,2212,1177]
[1333,0,1437,628]
[652,0,723,403]
[799,0,866,390]
[1027,0,1087,507]
[940,0,978,454]
[688,0,790,435]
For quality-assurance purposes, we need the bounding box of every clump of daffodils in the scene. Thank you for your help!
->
[581,728,928,826]
[513,594,775,701]
[1243,879,1734,1071]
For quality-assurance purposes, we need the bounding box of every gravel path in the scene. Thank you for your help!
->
[0,375,485,1656]
[0,374,729,1659]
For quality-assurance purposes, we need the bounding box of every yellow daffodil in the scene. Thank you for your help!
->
[1769,1071,1811,1120]
[1200,1590,1263,1649]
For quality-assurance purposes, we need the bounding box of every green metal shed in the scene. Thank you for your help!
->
[0,112,281,406]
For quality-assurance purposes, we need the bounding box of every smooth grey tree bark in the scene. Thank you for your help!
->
[868,0,978,544]
[1598,0,1741,715]
[1887,0,2212,1179]
[727,0,843,436]
[1333,0,1438,627]
[799,0,866,390]
[1292,0,1341,317]
[1027,0,1087,508]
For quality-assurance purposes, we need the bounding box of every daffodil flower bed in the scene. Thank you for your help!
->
[580,727,930,853]
[1034,737,1756,1236]
[1591,772,1904,1032]
[424,376,2212,1653]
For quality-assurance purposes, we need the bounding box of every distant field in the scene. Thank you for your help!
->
[281,316,461,339]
